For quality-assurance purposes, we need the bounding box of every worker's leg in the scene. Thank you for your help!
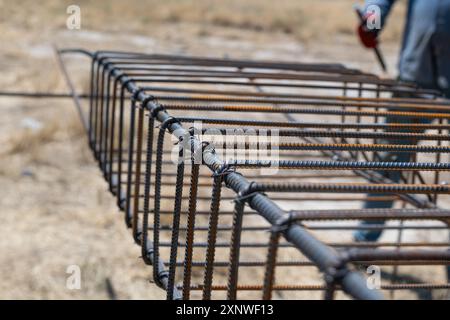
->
[446,89,450,282]
[433,31,450,281]
[442,88,450,286]
[353,154,404,242]
[442,90,450,283]
[354,113,429,242]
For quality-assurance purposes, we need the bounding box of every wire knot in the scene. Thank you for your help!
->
[131,88,146,102]
[213,163,236,178]
[235,181,260,202]
[141,95,157,109]
[270,211,296,234]
[150,104,166,118]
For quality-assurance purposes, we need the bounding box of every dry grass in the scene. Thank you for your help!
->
[7,123,59,155]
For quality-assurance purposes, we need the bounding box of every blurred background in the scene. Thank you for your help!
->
[0,0,410,299]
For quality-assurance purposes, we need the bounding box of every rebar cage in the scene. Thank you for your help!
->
[60,49,450,300]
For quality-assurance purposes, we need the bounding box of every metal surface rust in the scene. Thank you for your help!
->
[48,49,450,300]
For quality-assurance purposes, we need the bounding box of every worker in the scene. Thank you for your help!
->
[357,0,450,97]
[354,0,450,280]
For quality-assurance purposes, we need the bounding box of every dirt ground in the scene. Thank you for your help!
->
[0,0,448,299]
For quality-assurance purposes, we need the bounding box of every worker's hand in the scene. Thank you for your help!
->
[357,12,379,49]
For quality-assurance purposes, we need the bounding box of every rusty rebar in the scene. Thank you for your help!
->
[54,49,450,301]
